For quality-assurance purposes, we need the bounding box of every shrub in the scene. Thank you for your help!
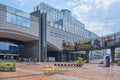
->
[76,57,83,64]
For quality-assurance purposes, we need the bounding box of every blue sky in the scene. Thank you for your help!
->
[1,0,120,36]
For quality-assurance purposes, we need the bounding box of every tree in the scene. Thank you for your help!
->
[116,52,120,66]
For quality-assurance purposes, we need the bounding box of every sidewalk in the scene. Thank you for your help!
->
[0,62,120,80]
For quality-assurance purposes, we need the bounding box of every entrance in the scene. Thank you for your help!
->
[0,55,4,60]
[0,53,19,60]
[4,55,11,59]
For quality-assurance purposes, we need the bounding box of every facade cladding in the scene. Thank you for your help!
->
[0,2,105,61]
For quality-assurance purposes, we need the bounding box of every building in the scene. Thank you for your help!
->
[33,2,104,61]
[34,3,98,41]
[0,2,103,62]
[0,3,42,61]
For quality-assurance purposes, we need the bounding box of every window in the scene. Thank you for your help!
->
[50,22,53,26]
[6,13,30,27]
[55,24,58,28]
[59,25,62,29]
[7,6,30,19]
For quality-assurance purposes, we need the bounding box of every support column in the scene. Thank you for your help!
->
[86,50,90,62]
[11,55,13,60]
[110,47,115,64]
[61,52,65,61]
[41,13,47,62]
[66,53,69,61]
[90,50,92,60]
[31,11,42,62]
[60,52,63,61]
[73,54,76,61]
[4,55,5,60]
[30,11,47,62]
[58,52,61,61]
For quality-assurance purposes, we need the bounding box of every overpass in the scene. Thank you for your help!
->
[63,32,120,63]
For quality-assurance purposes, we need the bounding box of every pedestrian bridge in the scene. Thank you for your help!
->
[63,32,120,52]
[63,32,120,63]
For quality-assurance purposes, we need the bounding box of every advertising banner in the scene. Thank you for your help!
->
[75,40,91,50]
[84,40,91,49]
[91,38,103,49]
[63,42,75,50]
[115,32,120,46]
[103,34,116,42]
[103,34,116,47]
[74,41,80,50]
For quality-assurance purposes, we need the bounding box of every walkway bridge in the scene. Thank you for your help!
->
[63,32,120,63]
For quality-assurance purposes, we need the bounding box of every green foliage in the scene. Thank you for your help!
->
[76,57,83,64]
[0,62,16,67]
[116,52,120,58]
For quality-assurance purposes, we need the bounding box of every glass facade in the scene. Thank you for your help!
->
[6,6,30,27]
[0,42,24,54]
[0,42,17,51]
[34,3,98,42]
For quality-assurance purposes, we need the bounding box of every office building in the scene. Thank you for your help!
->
[0,2,104,61]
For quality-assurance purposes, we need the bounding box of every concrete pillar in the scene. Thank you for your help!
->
[11,55,13,60]
[86,50,90,62]
[90,50,92,60]
[73,54,76,61]
[41,13,47,62]
[110,47,115,64]
[30,11,41,62]
[60,52,62,61]
[4,55,5,60]
[61,52,65,61]
[30,11,47,62]
[66,53,69,61]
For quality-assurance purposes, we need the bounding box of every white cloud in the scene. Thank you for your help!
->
[101,0,117,9]
[78,5,91,13]
[72,0,119,15]
[96,30,112,36]
[16,0,25,5]
[87,22,104,31]
[52,0,58,1]
[79,0,118,10]
[67,0,120,36]
[67,0,80,6]
[67,2,77,6]
[85,22,112,36]
[85,20,120,36]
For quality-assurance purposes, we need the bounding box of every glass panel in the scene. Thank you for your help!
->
[11,14,16,24]
[6,6,30,19]
[6,12,30,27]
[0,42,17,50]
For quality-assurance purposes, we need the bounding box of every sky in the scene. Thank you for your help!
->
[0,0,120,36]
